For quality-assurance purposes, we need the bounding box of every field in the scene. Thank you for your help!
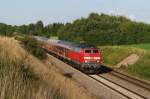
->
[129,43,150,50]
[0,36,96,99]
[101,45,150,81]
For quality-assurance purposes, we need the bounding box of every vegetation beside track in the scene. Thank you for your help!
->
[101,45,150,81]
[127,43,150,50]
[0,36,95,99]
[15,35,47,60]
[0,36,67,99]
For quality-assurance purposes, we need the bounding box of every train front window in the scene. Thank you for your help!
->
[85,50,91,53]
[93,50,99,53]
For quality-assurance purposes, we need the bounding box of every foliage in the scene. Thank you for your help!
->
[1,13,150,45]
[18,36,47,60]
[57,13,150,45]
[0,23,15,36]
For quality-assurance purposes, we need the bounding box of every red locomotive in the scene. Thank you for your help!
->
[35,36,102,73]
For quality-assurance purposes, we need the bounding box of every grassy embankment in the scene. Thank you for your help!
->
[128,43,150,50]
[101,44,150,81]
[0,36,96,99]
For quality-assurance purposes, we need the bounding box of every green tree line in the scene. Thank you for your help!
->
[1,13,150,45]
[0,21,64,37]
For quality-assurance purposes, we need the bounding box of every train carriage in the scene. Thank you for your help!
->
[35,36,102,73]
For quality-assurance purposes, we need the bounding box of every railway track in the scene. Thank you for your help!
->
[47,52,150,99]
[101,66,150,91]
[70,64,149,98]
[89,75,146,99]
[97,66,150,99]
[110,70,150,91]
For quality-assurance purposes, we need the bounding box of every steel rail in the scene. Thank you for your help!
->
[110,70,150,91]
[97,74,146,99]
[88,75,132,99]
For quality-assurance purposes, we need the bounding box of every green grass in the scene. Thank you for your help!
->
[100,45,150,81]
[101,46,134,66]
[127,54,150,80]
[125,43,150,50]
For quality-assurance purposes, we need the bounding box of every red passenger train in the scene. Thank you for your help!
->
[36,36,102,73]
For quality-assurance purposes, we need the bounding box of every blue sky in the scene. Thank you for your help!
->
[0,0,150,25]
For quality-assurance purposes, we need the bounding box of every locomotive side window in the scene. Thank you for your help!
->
[85,50,91,53]
[74,48,81,52]
[93,50,99,53]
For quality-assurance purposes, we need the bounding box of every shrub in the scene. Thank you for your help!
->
[18,36,47,60]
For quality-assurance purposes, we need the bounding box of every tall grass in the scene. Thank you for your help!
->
[0,37,66,99]
[0,36,96,99]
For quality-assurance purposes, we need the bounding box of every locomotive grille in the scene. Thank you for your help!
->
[86,60,98,63]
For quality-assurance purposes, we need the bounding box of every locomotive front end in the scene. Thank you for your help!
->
[81,48,102,73]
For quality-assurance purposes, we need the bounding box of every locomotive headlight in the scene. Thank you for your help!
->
[84,57,91,59]
[85,60,88,63]
[94,57,100,59]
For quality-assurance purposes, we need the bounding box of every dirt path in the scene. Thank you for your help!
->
[115,54,139,68]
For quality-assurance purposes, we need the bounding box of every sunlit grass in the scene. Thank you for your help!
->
[0,36,66,99]
[100,45,150,81]
[0,36,96,99]
[131,43,150,50]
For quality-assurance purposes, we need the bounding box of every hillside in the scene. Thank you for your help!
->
[101,45,150,81]
[0,36,96,99]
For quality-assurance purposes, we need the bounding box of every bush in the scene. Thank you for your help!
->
[19,36,47,60]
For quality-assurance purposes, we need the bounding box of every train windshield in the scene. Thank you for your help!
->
[85,50,91,53]
[85,49,99,53]
[93,49,99,53]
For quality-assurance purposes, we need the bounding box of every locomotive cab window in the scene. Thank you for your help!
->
[74,48,81,52]
[85,50,91,53]
[93,49,99,53]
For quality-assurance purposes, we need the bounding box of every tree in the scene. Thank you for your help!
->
[0,23,7,35]
[35,20,44,35]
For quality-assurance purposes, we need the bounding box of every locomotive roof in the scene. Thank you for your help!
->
[50,39,95,49]
[47,39,78,50]
[33,36,49,42]
[34,36,95,50]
